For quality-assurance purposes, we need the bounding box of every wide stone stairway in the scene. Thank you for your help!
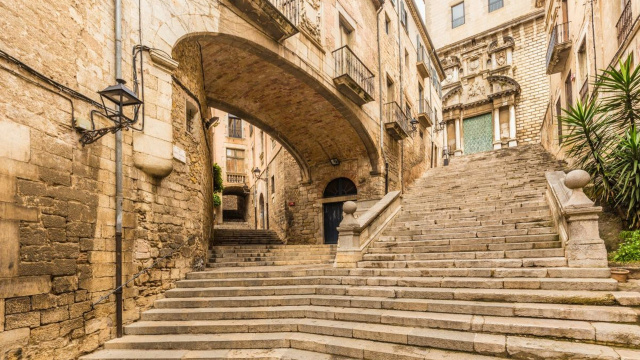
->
[84,146,640,360]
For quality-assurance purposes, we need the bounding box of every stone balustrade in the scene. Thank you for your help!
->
[334,191,401,268]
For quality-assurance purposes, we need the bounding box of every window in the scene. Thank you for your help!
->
[452,3,465,28]
[404,49,409,68]
[385,13,391,35]
[339,15,354,48]
[228,116,242,138]
[556,98,563,145]
[271,138,276,149]
[271,175,275,193]
[405,102,412,117]
[489,0,503,12]
[386,75,395,103]
[418,84,424,112]
[226,148,245,173]
[249,124,254,136]
[185,100,198,134]
[400,1,408,29]
[564,71,573,108]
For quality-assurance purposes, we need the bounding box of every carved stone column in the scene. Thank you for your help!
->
[508,104,517,147]
[493,107,501,150]
[454,117,462,156]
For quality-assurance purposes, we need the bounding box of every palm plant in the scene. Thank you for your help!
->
[560,54,640,228]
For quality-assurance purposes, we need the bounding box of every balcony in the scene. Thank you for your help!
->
[416,47,431,79]
[229,0,299,42]
[384,102,410,140]
[226,173,246,184]
[416,99,433,128]
[579,79,589,104]
[617,0,633,46]
[546,22,571,75]
[333,46,375,106]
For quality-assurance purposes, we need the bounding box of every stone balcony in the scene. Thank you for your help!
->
[384,101,410,140]
[226,173,247,185]
[416,99,433,128]
[546,22,571,75]
[332,46,375,106]
[229,0,300,42]
[416,47,431,79]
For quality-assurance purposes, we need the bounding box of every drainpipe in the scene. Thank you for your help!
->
[397,0,405,193]
[376,0,388,194]
[264,133,269,230]
[590,0,598,83]
[114,0,124,339]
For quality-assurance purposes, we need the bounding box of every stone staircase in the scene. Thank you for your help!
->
[83,145,640,360]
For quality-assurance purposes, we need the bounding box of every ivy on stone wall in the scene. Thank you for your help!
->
[213,163,224,193]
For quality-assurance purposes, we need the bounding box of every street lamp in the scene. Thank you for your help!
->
[409,118,419,135]
[79,79,143,145]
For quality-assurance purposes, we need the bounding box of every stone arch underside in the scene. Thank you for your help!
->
[174,33,380,183]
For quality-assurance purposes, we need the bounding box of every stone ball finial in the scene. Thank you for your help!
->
[343,201,357,215]
[565,170,591,190]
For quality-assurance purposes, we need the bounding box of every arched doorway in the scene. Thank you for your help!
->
[322,178,357,244]
[259,194,266,230]
[222,186,249,223]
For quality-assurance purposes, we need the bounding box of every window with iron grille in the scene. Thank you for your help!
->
[452,2,465,28]
[489,0,503,13]
[228,116,242,138]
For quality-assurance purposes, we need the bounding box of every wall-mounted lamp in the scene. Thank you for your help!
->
[205,116,220,129]
[410,118,419,134]
[79,79,143,145]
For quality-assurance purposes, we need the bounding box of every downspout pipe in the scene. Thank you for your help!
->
[114,0,124,339]
[376,0,388,194]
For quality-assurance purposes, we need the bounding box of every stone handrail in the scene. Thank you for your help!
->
[545,170,608,268]
[334,191,402,268]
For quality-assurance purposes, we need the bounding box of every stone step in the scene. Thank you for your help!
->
[368,241,561,253]
[164,285,635,306]
[362,248,565,261]
[187,267,611,280]
[175,276,618,291]
[357,257,568,269]
[376,234,560,246]
[82,348,356,360]
[132,307,640,346]
[207,259,335,268]
[94,332,505,360]
[100,326,640,360]
[210,255,336,263]
[154,294,638,322]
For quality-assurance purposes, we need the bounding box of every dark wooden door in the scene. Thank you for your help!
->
[323,202,344,244]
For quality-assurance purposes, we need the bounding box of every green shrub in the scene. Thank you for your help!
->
[212,163,224,193]
[612,231,640,262]
[213,193,222,207]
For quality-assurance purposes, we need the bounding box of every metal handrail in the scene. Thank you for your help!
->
[617,0,633,46]
[417,46,430,67]
[418,98,432,118]
[333,45,375,97]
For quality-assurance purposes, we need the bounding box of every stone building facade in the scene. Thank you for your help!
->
[541,0,640,160]
[426,0,549,156]
[0,0,443,358]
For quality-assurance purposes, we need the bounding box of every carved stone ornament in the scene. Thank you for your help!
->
[496,51,506,66]
[468,57,480,72]
[467,81,486,99]
[445,68,454,84]
[298,0,322,45]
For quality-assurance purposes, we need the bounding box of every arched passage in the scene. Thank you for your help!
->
[172,33,381,183]
[322,178,357,244]
[222,186,249,223]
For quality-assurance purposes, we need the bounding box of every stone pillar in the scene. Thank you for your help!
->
[508,104,517,148]
[493,107,501,150]
[443,120,449,154]
[334,201,362,268]
[454,118,462,156]
[563,170,608,268]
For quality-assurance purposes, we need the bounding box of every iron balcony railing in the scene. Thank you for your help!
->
[226,173,246,184]
[417,46,430,67]
[385,101,410,136]
[333,45,375,97]
[418,98,432,118]
[579,79,589,104]
[617,0,633,46]
[546,22,570,70]
[489,0,503,12]
[269,0,300,27]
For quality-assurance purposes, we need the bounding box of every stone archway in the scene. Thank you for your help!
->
[322,177,357,244]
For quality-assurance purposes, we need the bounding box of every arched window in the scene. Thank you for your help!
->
[323,178,357,198]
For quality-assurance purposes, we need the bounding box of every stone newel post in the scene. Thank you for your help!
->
[337,201,360,251]
[562,170,608,268]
